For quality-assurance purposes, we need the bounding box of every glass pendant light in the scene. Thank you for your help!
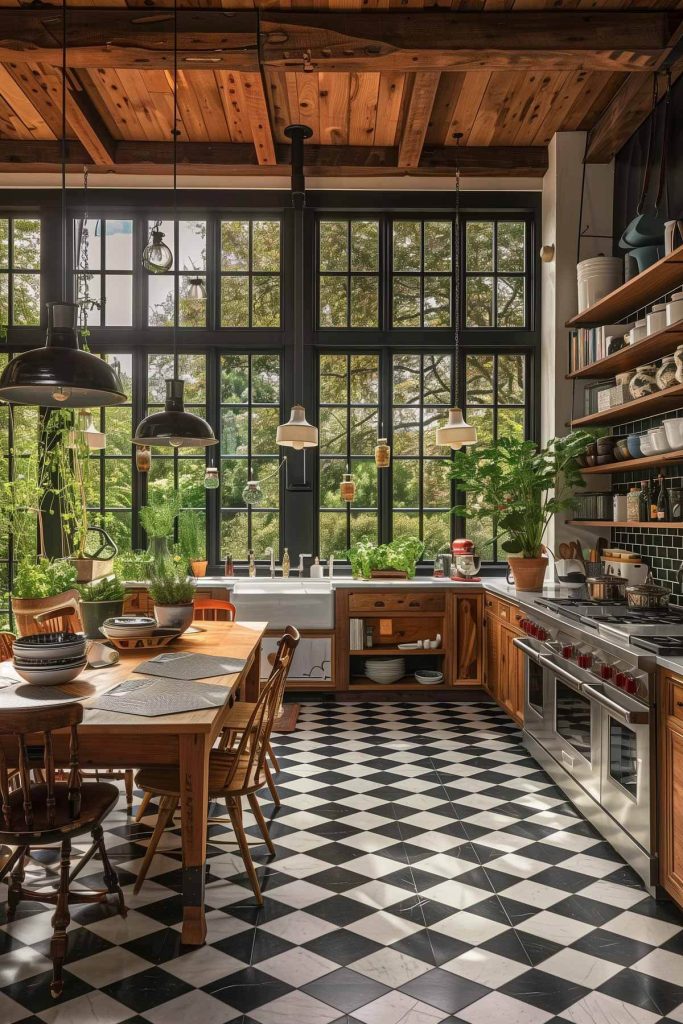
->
[436,134,478,451]
[0,12,126,410]
[132,9,217,452]
[242,479,264,506]
[375,434,391,468]
[142,221,173,274]
[81,411,106,450]
[186,276,206,301]
[340,473,356,503]
[204,466,219,490]
[277,125,318,454]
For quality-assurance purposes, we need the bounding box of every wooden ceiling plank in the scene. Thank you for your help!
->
[444,69,491,144]
[0,63,52,139]
[295,71,321,141]
[318,71,350,146]
[348,71,380,146]
[241,71,276,163]
[83,67,147,142]
[260,10,682,72]
[425,72,465,146]
[398,70,440,167]
[117,69,169,142]
[265,70,294,143]
[216,68,250,144]
[465,70,521,146]
[373,71,405,146]
[190,69,233,142]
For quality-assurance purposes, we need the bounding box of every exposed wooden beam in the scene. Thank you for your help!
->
[0,139,549,178]
[260,11,682,73]
[398,72,440,168]
[0,10,259,71]
[241,72,276,166]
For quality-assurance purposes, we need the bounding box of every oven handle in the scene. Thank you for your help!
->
[512,637,542,664]
[581,683,649,726]
[539,654,584,694]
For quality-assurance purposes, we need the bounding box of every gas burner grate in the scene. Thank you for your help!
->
[632,635,683,654]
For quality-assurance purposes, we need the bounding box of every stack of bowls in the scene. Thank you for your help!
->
[12,632,87,685]
[364,657,405,685]
[100,616,157,640]
[596,436,616,465]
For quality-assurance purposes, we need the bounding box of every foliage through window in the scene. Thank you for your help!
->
[74,220,133,328]
[318,220,379,328]
[85,355,134,552]
[465,220,526,328]
[0,218,40,330]
[319,354,380,557]
[145,220,207,327]
[221,353,281,560]
[220,219,280,328]
[392,220,452,328]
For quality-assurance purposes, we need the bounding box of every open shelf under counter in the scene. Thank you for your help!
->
[567,245,683,329]
[351,647,445,656]
[582,448,683,474]
[566,520,683,529]
[349,677,450,691]
[571,381,683,427]
[568,322,683,380]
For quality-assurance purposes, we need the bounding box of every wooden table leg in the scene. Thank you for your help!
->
[179,731,210,945]
[244,645,261,701]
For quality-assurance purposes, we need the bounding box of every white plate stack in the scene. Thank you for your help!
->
[12,631,87,685]
[364,657,405,684]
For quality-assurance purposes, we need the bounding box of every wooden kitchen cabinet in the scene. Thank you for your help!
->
[485,593,524,725]
[657,670,683,909]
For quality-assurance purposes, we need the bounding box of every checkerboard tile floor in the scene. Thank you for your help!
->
[2,700,683,1024]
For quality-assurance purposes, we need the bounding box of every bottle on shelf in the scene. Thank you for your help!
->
[248,549,256,577]
[626,486,640,522]
[649,474,659,522]
[282,548,291,578]
[657,474,671,522]
[639,480,650,523]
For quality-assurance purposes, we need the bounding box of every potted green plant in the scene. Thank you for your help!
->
[139,490,182,561]
[450,433,593,592]
[179,512,207,577]
[345,536,425,580]
[78,575,125,639]
[148,561,196,633]
[10,558,80,635]
[114,550,154,583]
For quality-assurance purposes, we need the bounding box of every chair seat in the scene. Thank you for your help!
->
[222,702,257,730]
[136,750,262,799]
[0,782,120,844]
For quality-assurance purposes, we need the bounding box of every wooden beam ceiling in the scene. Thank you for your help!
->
[259,11,682,73]
[0,140,549,178]
[398,72,440,168]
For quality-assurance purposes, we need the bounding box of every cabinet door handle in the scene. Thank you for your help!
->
[677,701,683,708]
[373,601,385,608]
[409,601,419,607]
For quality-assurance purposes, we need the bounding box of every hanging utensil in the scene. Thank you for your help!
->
[620,73,669,250]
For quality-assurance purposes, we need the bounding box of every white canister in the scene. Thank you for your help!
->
[613,494,628,521]
[667,292,683,327]
[646,302,668,336]
[628,319,647,346]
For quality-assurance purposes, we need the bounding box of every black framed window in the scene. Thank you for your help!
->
[220,218,281,328]
[145,220,208,328]
[392,219,452,328]
[0,217,40,329]
[465,219,526,328]
[220,353,282,560]
[86,355,134,552]
[318,219,380,328]
[74,219,133,328]
[318,353,380,557]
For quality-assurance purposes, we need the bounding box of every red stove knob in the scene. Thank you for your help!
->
[623,676,637,695]
[537,627,548,642]
[578,652,593,669]
[600,664,614,680]
[562,644,574,660]
[520,619,530,633]
[615,672,626,689]
[527,622,538,638]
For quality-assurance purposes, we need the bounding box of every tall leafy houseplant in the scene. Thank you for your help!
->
[139,490,182,560]
[450,433,593,591]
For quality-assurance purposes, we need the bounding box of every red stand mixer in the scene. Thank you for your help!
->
[451,539,482,582]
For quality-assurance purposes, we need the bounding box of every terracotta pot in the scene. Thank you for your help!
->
[154,603,194,634]
[190,559,208,578]
[507,557,548,592]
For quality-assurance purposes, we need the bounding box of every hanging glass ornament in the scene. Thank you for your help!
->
[80,410,105,450]
[142,221,173,273]
[242,479,264,506]
[375,437,391,468]
[186,277,206,300]
[204,466,220,490]
[136,446,151,473]
[340,473,356,503]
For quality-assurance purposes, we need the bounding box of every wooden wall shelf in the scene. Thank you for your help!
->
[567,245,683,328]
[568,323,683,380]
[582,449,683,474]
[572,382,683,427]
[567,520,683,529]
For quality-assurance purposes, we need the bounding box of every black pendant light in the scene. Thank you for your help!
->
[0,4,125,410]
[132,7,217,451]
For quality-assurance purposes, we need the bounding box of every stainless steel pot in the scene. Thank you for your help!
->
[625,574,670,610]
[586,575,626,602]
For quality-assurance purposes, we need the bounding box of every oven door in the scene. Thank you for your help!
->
[514,637,550,743]
[541,654,601,801]
[583,682,651,853]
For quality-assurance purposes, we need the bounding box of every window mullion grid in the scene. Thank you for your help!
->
[99,220,106,327]
[248,219,253,328]
[247,354,253,551]
[7,219,13,327]
[346,355,351,550]
[346,221,351,327]
[418,354,425,543]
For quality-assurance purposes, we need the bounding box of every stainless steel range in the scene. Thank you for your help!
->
[514,596,665,892]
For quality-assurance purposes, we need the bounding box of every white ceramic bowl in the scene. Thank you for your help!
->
[639,436,655,456]
[14,659,86,685]
[13,652,85,668]
[648,426,670,453]
[414,669,444,685]
[101,616,157,639]
[12,633,86,657]
[663,418,683,451]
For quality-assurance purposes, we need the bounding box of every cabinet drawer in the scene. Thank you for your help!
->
[348,592,445,614]
[673,683,683,724]
[484,595,499,616]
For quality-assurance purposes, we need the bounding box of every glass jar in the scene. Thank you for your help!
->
[340,473,356,502]
[626,486,641,522]
[433,555,445,578]
[135,446,151,473]
[375,438,391,468]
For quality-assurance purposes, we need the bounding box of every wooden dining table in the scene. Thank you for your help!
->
[0,619,266,946]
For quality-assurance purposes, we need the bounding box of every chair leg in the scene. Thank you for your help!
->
[264,761,281,808]
[134,795,178,895]
[6,848,26,921]
[247,793,275,856]
[124,770,134,809]
[93,824,127,918]
[267,740,280,774]
[135,790,153,823]
[50,838,71,999]
[227,798,263,905]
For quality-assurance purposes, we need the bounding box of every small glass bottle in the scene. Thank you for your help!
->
[375,438,391,469]
[626,486,641,522]
[204,466,219,490]
[639,480,650,523]
[224,552,234,576]
[340,473,356,502]
[248,549,256,577]
[282,548,290,578]
[657,474,671,522]
[433,555,445,578]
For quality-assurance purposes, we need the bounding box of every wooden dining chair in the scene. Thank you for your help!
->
[133,659,286,903]
[0,631,15,662]
[193,596,237,622]
[0,703,126,998]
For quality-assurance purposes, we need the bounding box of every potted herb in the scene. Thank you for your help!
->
[345,536,425,580]
[148,561,196,633]
[114,550,154,583]
[78,575,125,639]
[11,558,81,635]
[179,512,207,577]
[450,433,592,592]
[139,490,181,561]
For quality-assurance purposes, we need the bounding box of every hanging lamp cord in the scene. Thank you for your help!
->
[61,0,67,300]
[453,134,462,406]
[172,4,179,372]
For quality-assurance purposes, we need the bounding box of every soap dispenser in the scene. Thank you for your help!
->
[310,556,324,579]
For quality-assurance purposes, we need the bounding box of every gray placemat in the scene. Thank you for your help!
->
[0,683,83,708]
[88,676,230,717]
[133,652,246,681]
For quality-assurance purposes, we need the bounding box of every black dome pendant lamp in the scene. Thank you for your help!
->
[132,6,217,452]
[0,4,125,410]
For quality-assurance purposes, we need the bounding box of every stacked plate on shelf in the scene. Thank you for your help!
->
[12,631,87,685]
[364,657,405,684]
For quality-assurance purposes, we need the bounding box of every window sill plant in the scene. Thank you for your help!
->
[450,433,593,592]
[179,511,207,578]
[148,562,196,633]
[140,490,182,562]
[78,575,125,639]
[346,537,426,580]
